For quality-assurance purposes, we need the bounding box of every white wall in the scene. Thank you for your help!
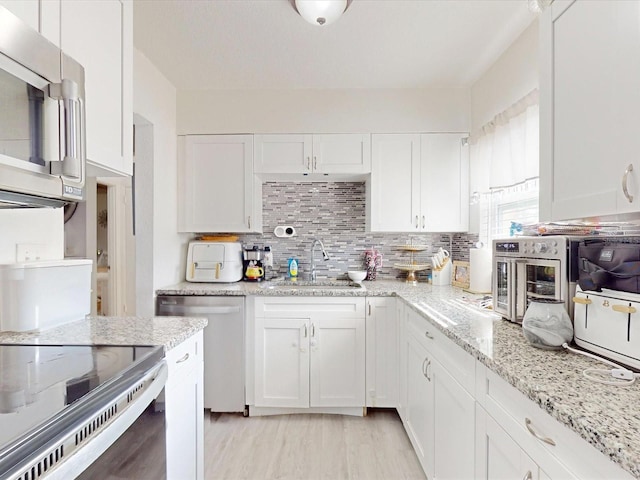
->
[134,48,189,315]
[0,208,64,263]
[178,88,471,134]
[470,20,538,131]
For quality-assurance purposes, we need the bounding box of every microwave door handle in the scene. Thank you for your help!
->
[50,79,83,180]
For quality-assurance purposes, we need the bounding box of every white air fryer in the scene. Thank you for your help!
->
[186,241,243,282]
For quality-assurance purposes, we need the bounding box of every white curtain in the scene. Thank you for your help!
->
[470,89,539,191]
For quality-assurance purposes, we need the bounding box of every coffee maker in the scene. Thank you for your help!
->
[243,246,265,282]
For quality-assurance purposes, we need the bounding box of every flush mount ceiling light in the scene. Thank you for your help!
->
[527,0,553,13]
[293,0,352,26]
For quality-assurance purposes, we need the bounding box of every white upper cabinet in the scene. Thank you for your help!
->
[254,133,371,177]
[178,135,262,233]
[60,0,133,176]
[0,0,39,31]
[540,0,640,221]
[0,1,61,47]
[368,133,469,232]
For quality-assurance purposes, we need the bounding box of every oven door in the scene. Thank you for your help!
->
[514,258,563,323]
[493,256,515,320]
[77,390,167,479]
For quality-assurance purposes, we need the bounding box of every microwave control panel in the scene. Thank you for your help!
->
[493,236,568,260]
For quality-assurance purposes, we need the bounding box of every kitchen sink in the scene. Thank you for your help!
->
[261,280,364,290]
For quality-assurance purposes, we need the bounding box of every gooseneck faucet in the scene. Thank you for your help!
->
[310,238,330,282]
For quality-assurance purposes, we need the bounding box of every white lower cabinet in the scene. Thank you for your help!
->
[164,331,204,480]
[475,362,633,480]
[476,405,547,480]
[404,328,435,478]
[252,297,365,412]
[402,307,475,480]
[365,297,398,408]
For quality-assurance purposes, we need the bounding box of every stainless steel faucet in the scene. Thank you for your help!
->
[310,238,330,282]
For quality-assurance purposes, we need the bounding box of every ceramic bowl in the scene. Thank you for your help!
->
[347,270,367,283]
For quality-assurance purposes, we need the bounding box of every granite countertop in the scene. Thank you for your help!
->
[0,316,208,351]
[158,278,640,478]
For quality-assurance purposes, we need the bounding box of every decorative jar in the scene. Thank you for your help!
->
[522,299,573,350]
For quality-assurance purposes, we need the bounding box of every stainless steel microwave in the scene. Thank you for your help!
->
[492,236,583,323]
[0,6,86,208]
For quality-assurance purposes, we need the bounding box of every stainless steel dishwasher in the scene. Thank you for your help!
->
[156,295,246,414]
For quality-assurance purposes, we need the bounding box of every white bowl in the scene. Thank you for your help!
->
[348,270,367,283]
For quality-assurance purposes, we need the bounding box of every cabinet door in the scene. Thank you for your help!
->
[365,297,398,408]
[254,134,312,174]
[1,0,38,30]
[254,317,310,408]
[312,134,371,174]
[420,133,469,232]
[476,405,539,480]
[165,333,204,480]
[433,358,474,480]
[310,315,365,407]
[61,0,133,176]
[396,299,407,422]
[369,134,421,232]
[178,135,260,233]
[404,332,435,479]
[541,0,640,220]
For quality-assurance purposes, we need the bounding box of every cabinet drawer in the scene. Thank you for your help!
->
[255,297,365,317]
[406,307,475,394]
[477,363,633,480]
[166,332,202,378]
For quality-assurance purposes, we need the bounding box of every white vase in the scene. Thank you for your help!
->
[522,299,573,350]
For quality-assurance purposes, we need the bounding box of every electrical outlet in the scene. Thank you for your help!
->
[16,243,44,262]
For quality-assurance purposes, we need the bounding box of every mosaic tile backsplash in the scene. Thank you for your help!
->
[236,182,478,281]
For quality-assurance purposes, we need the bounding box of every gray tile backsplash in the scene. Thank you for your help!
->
[237,182,478,281]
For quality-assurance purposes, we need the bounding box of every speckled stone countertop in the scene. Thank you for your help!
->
[159,278,640,478]
[0,316,208,351]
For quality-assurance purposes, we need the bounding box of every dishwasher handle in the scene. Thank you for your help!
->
[158,304,242,316]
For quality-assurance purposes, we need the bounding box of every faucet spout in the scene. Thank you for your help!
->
[310,238,330,282]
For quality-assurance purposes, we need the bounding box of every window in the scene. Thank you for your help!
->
[470,90,539,244]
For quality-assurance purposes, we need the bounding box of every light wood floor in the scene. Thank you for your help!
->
[203,409,426,480]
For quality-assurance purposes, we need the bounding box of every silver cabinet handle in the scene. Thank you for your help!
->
[176,353,190,364]
[422,358,428,377]
[311,323,315,337]
[422,215,425,229]
[425,331,434,340]
[426,360,432,381]
[525,418,556,446]
[368,303,372,316]
[522,471,532,480]
[313,156,317,170]
[623,164,634,203]
[415,215,419,229]
[306,157,311,170]
[303,324,308,338]
[248,216,251,229]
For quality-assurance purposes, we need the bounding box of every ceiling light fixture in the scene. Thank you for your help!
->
[527,0,553,13]
[293,0,352,26]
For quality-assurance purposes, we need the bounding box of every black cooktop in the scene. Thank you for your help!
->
[0,344,163,456]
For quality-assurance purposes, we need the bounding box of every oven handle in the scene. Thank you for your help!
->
[4,361,168,480]
[158,304,241,315]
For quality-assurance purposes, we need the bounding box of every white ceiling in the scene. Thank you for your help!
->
[133,0,536,91]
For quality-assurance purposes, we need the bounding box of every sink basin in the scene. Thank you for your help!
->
[261,280,364,290]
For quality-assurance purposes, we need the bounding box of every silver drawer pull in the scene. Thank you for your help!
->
[522,471,532,480]
[176,353,190,364]
[425,331,434,340]
[525,418,556,446]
